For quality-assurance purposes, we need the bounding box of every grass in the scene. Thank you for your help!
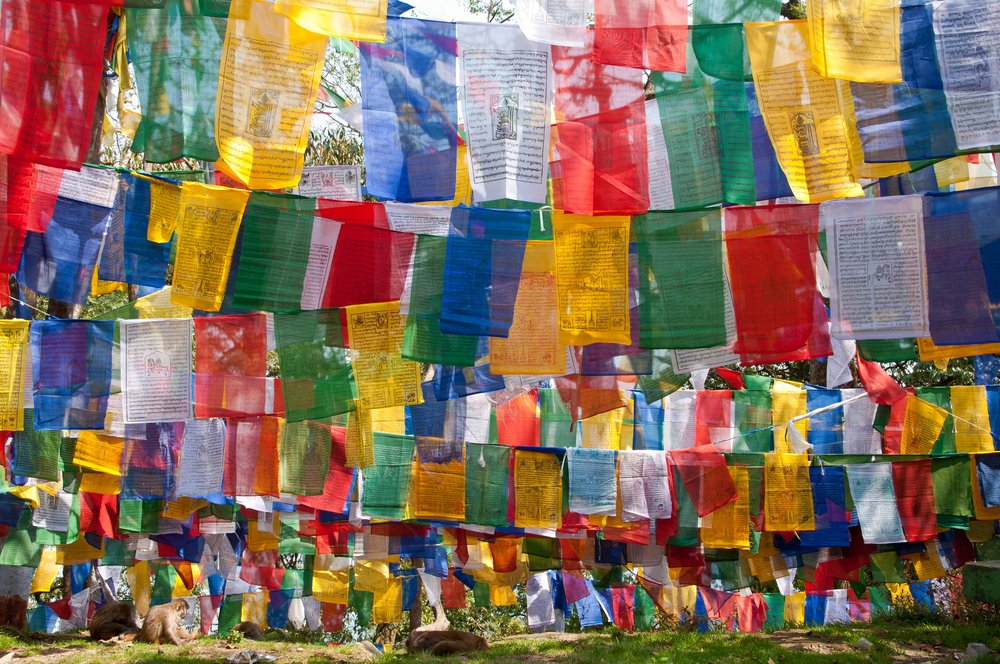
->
[0,615,999,664]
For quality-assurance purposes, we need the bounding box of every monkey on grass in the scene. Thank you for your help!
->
[89,601,139,641]
[232,621,263,640]
[405,630,489,656]
[137,599,198,645]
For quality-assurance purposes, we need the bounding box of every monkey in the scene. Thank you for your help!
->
[405,630,488,656]
[137,599,197,645]
[232,621,263,640]
[89,601,139,641]
[0,595,27,631]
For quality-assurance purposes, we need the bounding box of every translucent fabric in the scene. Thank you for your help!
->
[635,210,727,350]
[273,0,388,41]
[222,416,281,497]
[725,204,830,363]
[359,17,459,202]
[891,458,937,542]
[121,423,184,501]
[551,38,649,215]
[651,27,755,210]
[592,0,686,71]
[809,0,902,84]
[798,466,850,547]
[17,197,112,306]
[280,420,333,496]
[401,234,478,366]
[121,175,173,288]
[126,0,226,163]
[441,206,531,337]
[850,3,957,163]
[193,314,269,419]
[30,320,114,430]
[231,193,315,313]
[360,432,414,520]
[214,1,326,189]
[465,443,511,527]
[0,0,111,169]
[923,188,1000,345]
[273,309,356,422]
[671,444,737,517]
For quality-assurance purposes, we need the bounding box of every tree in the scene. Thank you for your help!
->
[468,0,515,23]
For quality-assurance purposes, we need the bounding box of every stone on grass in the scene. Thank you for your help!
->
[962,643,991,662]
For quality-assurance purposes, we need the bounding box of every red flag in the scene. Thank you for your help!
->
[715,367,745,390]
[856,354,908,405]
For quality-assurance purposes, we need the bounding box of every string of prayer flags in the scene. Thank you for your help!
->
[824,195,929,340]
[763,453,815,532]
[273,309,356,422]
[951,386,994,454]
[636,210,727,350]
[214,0,327,189]
[411,454,466,522]
[175,419,226,500]
[618,450,671,521]
[0,0,111,169]
[121,423,184,501]
[798,466,850,547]
[223,417,281,497]
[280,420,333,496]
[359,17,459,202]
[725,204,830,364]
[122,174,174,287]
[30,320,114,431]
[745,21,864,203]
[809,0,902,84]
[231,193,315,313]
[171,183,249,312]
[465,443,511,528]
[552,214,631,346]
[701,465,750,550]
[457,23,552,205]
[441,206,531,337]
[273,0,388,42]
[592,0,686,72]
[298,425,352,513]
[126,0,226,163]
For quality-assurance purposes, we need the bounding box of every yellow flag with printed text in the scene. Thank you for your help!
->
[0,320,29,430]
[274,0,388,42]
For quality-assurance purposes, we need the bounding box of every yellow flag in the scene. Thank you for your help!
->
[0,320,29,430]
[580,408,625,450]
[372,577,403,624]
[745,20,864,203]
[129,561,152,617]
[354,560,390,593]
[171,183,250,312]
[370,405,405,434]
[490,584,517,607]
[783,592,806,624]
[702,466,751,550]
[141,175,183,243]
[215,1,327,189]
[346,301,423,410]
[273,0,388,42]
[951,386,993,454]
[312,568,350,604]
[513,450,563,530]
[74,432,125,476]
[411,456,466,522]
[346,408,374,468]
[241,591,269,628]
[79,472,121,495]
[30,548,60,594]
[916,337,1000,362]
[772,380,808,454]
[899,395,949,455]
[764,453,815,532]
[490,241,566,375]
[135,287,193,319]
[808,0,902,83]
[552,213,631,346]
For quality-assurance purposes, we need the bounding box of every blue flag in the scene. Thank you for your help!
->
[360,17,459,202]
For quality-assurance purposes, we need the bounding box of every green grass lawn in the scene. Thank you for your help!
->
[0,615,998,664]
